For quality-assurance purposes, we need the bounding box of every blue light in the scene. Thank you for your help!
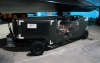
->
[71,10,99,18]
[28,14,34,17]
[52,12,57,15]
[36,12,47,16]
[36,12,57,16]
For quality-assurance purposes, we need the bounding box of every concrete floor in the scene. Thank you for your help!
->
[0,23,100,63]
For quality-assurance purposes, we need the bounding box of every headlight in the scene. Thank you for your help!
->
[86,26,88,30]
[85,17,88,21]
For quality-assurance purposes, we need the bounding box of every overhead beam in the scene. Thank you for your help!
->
[0,0,96,13]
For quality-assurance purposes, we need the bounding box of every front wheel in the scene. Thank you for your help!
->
[81,30,89,39]
[30,41,45,56]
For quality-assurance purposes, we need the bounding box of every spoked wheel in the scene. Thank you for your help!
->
[81,30,89,39]
[30,41,45,56]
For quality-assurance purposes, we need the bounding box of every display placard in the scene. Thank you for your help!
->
[27,24,37,29]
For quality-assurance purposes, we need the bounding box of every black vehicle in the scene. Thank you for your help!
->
[0,0,97,56]
[6,16,89,55]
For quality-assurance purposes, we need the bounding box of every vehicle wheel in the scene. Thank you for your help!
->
[81,30,88,39]
[30,41,45,56]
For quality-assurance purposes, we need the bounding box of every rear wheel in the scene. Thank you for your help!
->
[30,41,45,56]
[81,30,88,39]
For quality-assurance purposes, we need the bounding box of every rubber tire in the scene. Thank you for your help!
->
[30,41,45,56]
[81,30,88,39]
